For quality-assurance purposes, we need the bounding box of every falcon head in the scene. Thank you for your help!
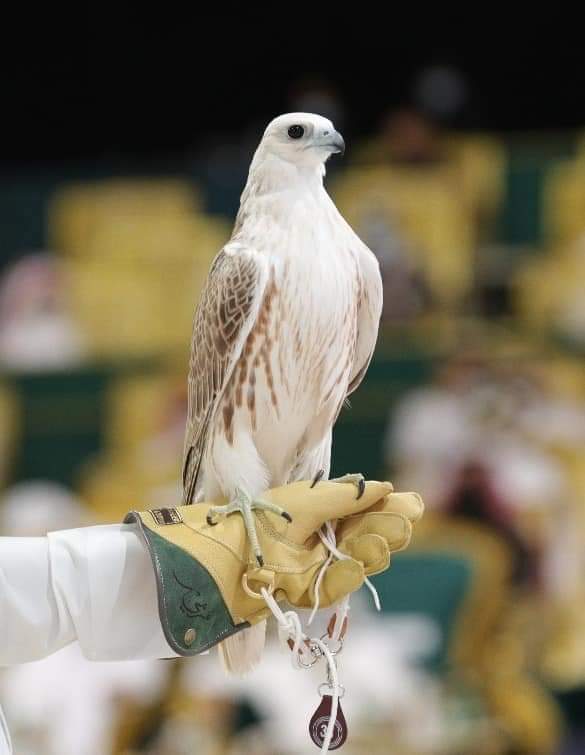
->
[260,112,345,168]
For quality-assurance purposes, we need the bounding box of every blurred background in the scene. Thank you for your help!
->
[0,25,584,755]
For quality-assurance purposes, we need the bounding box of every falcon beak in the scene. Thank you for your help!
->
[326,130,345,156]
[317,129,345,156]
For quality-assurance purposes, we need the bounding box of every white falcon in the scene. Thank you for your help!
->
[182,113,382,673]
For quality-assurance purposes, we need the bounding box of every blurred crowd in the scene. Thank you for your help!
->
[0,74,584,754]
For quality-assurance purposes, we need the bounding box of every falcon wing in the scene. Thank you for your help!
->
[182,245,268,503]
[347,245,383,396]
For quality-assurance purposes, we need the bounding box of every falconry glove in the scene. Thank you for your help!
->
[125,480,423,656]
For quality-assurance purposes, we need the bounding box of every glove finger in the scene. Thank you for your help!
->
[341,532,391,576]
[338,511,413,552]
[376,492,424,523]
[318,558,365,607]
[264,480,393,544]
[304,480,393,521]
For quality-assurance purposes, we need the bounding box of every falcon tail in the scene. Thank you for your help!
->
[218,621,266,675]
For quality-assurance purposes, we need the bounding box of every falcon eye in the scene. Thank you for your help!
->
[288,125,304,140]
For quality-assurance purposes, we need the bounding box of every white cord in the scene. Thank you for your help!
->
[259,515,382,751]
[310,638,339,752]
[308,519,381,626]
[330,595,350,641]
[309,550,334,626]
[261,588,339,752]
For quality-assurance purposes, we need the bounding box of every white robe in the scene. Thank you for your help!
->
[0,523,176,753]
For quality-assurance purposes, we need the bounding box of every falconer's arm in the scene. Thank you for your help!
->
[0,481,423,665]
[0,524,175,666]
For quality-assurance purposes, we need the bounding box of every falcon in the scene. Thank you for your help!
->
[182,113,382,673]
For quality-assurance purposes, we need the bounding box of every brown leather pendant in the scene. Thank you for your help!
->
[309,695,347,750]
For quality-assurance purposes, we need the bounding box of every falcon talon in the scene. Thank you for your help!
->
[206,513,217,526]
[205,490,290,573]
[179,113,383,674]
[330,473,366,499]
[310,469,325,488]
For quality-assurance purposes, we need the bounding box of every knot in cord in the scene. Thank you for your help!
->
[261,587,340,751]
[258,518,382,751]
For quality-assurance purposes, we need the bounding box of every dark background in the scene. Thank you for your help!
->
[1,22,584,165]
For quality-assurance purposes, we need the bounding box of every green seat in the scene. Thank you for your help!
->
[3,357,159,487]
[370,552,473,674]
[332,349,435,480]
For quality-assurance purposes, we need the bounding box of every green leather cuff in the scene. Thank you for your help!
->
[124,509,249,656]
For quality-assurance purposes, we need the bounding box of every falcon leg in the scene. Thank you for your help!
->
[206,487,292,567]
[329,472,366,499]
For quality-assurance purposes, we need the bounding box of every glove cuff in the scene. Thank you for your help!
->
[125,508,250,656]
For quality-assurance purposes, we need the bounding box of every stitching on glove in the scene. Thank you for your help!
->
[254,511,316,551]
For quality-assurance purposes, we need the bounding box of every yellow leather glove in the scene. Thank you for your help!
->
[125,480,423,656]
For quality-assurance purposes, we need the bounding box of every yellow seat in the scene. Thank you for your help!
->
[333,166,475,305]
[104,372,185,454]
[49,178,203,257]
[515,235,585,344]
[0,383,18,490]
[410,515,562,755]
[444,132,507,227]
[51,186,229,358]
[350,129,506,227]
[543,160,585,245]
[79,373,186,521]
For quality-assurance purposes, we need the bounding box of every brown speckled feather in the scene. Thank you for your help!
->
[180,112,383,676]
[182,246,267,503]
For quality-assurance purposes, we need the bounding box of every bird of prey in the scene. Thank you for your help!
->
[182,113,382,674]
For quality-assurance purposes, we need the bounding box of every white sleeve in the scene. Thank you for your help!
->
[0,523,176,665]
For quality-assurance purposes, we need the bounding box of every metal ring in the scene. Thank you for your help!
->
[288,639,322,668]
[241,572,274,600]
[320,633,344,656]
[297,651,320,669]
[297,641,323,668]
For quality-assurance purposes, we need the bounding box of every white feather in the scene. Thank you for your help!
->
[197,113,382,674]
